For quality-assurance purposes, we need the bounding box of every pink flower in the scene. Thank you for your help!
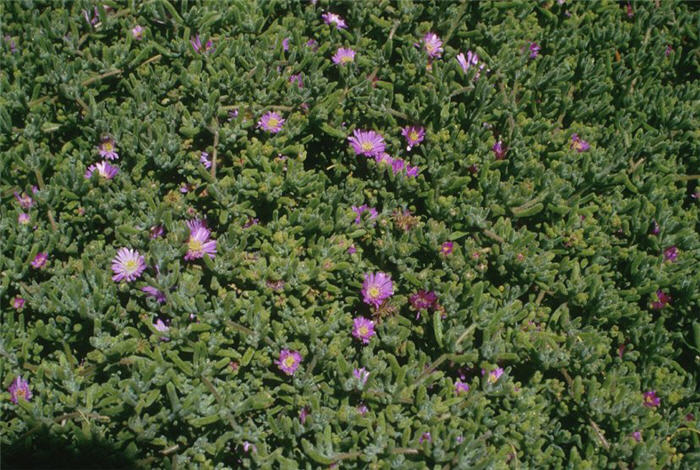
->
[31,252,48,269]
[455,379,470,394]
[492,140,507,160]
[332,47,355,65]
[14,191,34,209]
[142,286,166,303]
[353,367,370,385]
[422,33,443,58]
[347,244,356,254]
[375,152,393,165]
[651,289,671,310]
[440,241,454,255]
[111,248,146,282]
[487,367,504,384]
[570,133,590,152]
[631,431,642,442]
[391,158,405,175]
[13,297,25,309]
[282,37,290,51]
[321,12,347,30]
[401,126,425,151]
[191,35,214,54]
[299,407,310,424]
[242,441,257,453]
[643,390,660,408]
[352,317,376,344]
[97,137,119,160]
[289,73,303,88]
[419,432,432,443]
[258,111,285,133]
[528,42,541,58]
[185,227,217,260]
[352,205,378,225]
[85,161,119,179]
[361,272,394,307]
[276,349,302,375]
[154,318,170,341]
[200,151,211,169]
[18,213,30,225]
[663,246,678,262]
[348,129,386,157]
[357,404,369,415]
[406,165,419,178]
[409,290,437,318]
[8,376,32,403]
[131,25,144,40]
[150,225,164,239]
[456,50,485,79]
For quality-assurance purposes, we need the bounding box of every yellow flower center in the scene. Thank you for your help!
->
[410,131,419,141]
[188,238,203,253]
[426,44,435,53]
[267,118,279,128]
[358,326,368,336]
[368,287,380,298]
[340,55,353,63]
[103,142,112,151]
[124,259,139,273]
[15,389,26,399]
[361,142,373,151]
[284,356,296,367]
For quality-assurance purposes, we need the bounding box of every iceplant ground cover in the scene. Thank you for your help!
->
[1,1,699,468]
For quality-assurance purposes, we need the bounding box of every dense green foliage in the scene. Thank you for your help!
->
[1,0,699,468]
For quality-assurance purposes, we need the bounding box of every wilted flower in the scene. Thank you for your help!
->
[422,33,443,58]
[570,133,590,152]
[348,129,386,157]
[332,47,355,65]
[492,140,507,160]
[455,379,470,394]
[289,73,303,88]
[361,272,394,307]
[643,390,660,407]
[353,367,370,386]
[352,317,376,344]
[8,376,32,403]
[14,191,34,209]
[419,432,432,443]
[625,2,634,18]
[440,241,454,255]
[243,217,259,228]
[650,220,660,235]
[528,42,541,58]
[276,349,302,375]
[111,248,146,282]
[131,25,144,40]
[258,111,285,133]
[393,209,419,231]
[97,137,119,160]
[321,12,347,30]
[651,289,671,310]
[13,297,25,309]
[200,151,211,169]
[85,161,119,179]
[18,213,30,225]
[191,35,214,54]
[352,204,378,225]
[83,7,99,26]
[401,126,425,151]
[185,227,217,260]
[663,246,678,262]
[410,290,438,313]
[31,252,48,269]
[150,225,164,239]
[142,286,166,303]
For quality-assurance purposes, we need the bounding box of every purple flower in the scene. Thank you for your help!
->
[570,133,590,152]
[643,390,660,408]
[306,39,318,51]
[186,218,207,233]
[651,289,671,310]
[243,217,259,228]
[4,35,17,53]
[18,213,30,225]
[455,379,470,394]
[150,225,164,239]
[282,37,290,51]
[352,317,376,344]
[457,50,486,79]
[406,165,419,178]
[154,318,170,341]
[347,245,356,254]
[200,151,211,169]
[299,407,310,424]
[185,227,217,260]
[375,152,393,165]
[409,290,438,314]
[131,25,144,40]
[419,432,432,444]
[401,125,425,151]
[626,2,634,18]
[142,286,166,303]
[321,12,347,30]
[650,220,660,235]
[357,404,369,415]
[289,73,303,88]
[361,272,394,307]
[97,137,119,160]
[665,45,673,57]
[353,367,370,385]
[14,191,34,209]
[492,140,507,160]
[111,248,146,282]
[528,42,541,58]
[664,246,678,262]
[242,441,257,453]
[31,252,48,269]
[348,129,386,157]
[440,241,454,256]
[487,367,504,384]
[422,33,443,58]
[8,376,32,403]
[351,204,378,225]
[85,161,119,179]
[191,35,214,54]
[83,7,99,26]
[258,111,285,133]
[13,297,25,309]
[632,431,642,442]
[391,158,405,175]
[276,349,302,375]
[332,47,355,65]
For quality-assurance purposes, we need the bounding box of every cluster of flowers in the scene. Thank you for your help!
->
[85,136,119,181]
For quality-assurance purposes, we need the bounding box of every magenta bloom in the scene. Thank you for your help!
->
[422,32,443,58]
[348,244,356,254]
[643,390,660,408]
[651,289,671,310]
[258,111,285,133]
[440,241,454,255]
[154,318,170,341]
[401,126,425,151]
[14,191,34,209]
[348,129,386,157]
[528,42,541,58]
[375,152,393,165]
[410,290,438,313]
[306,39,318,51]
[632,431,642,442]
[487,367,504,384]
[353,367,370,385]
[664,246,678,262]
[31,252,48,269]
[419,432,432,444]
[200,151,211,169]
[282,37,290,51]
[191,35,214,54]
[321,12,347,30]
[186,218,207,233]
[131,25,144,40]
[289,73,303,88]
[8,376,32,403]
[18,213,30,225]
[492,140,507,160]
[352,317,376,344]
[357,404,369,415]
[111,248,146,282]
[150,225,164,239]
[299,407,310,424]
[406,165,419,178]
[85,161,119,179]
[570,133,590,152]
[332,47,355,65]
[242,441,256,453]
[83,7,99,26]
[13,297,25,309]
[276,349,302,375]
[351,204,378,225]
[391,158,405,175]
[98,137,119,160]
[455,379,470,394]
[361,272,394,307]
[185,227,217,260]
[142,286,166,303]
